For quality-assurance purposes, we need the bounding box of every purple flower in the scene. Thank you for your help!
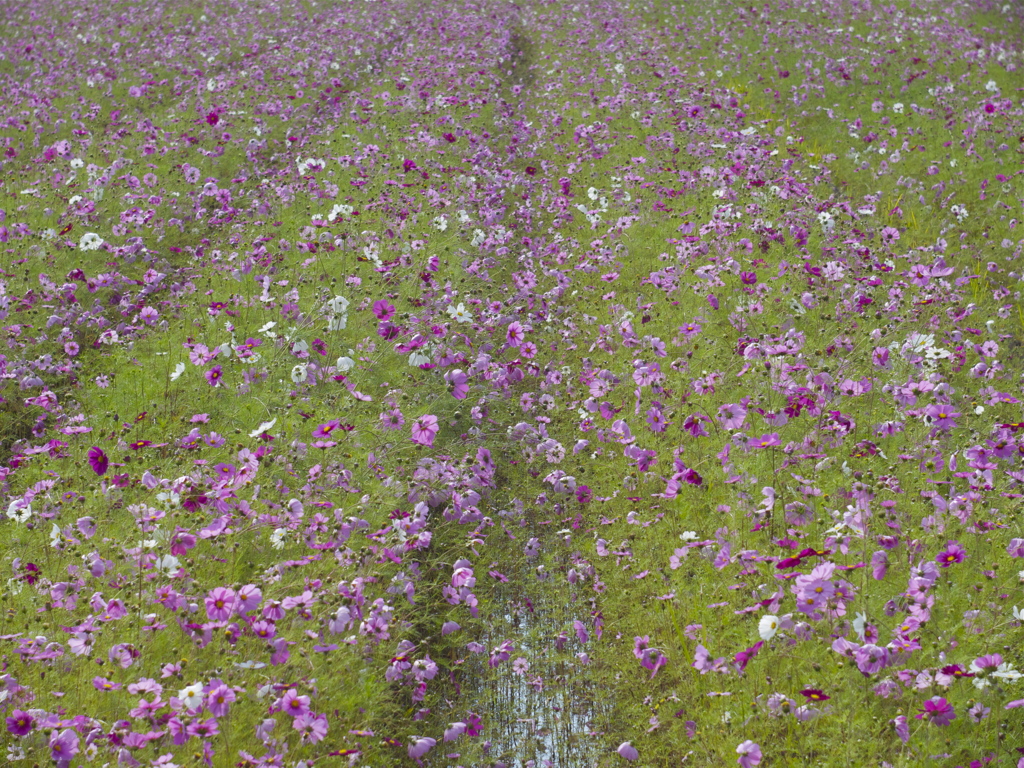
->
[740,271,758,285]
[916,696,955,726]
[736,740,762,767]
[205,365,223,387]
[854,644,889,675]
[936,540,966,568]
[1007,538,1024,558]
[313,420,341,439]
[445,369,469,400]
[707,293,719,310]
[892,715,909,743]
[748,432,781,449]
[294,712,328,743]
[49,728,80,766]
[408,737,436,759]
[871,550,888,580]
[734,641,764,672]
[88,446,109,476]
[717,402,747,430]
[6,709,34,736]
[411,415,439,446]
[506,321,526,347]
[617,742,639,760]
[372,300,395,320]
[206,684,236,717]
[923,403,960,431]
[205,587,236,621]
[280,689,311,718]
[380,408,405,430]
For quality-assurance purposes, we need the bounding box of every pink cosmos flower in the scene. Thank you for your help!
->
[748,432,781,449]
[916,696,955,726]
[736,740,762,767]
[6,710,34,736]
[49,729,80,767]
[280,689,311,718]
[506,321,526,347]
[936,540,966,568]
[617,742,639,760]
[408,737,436,759]
[88,446,109,475]
[372,300,395,320]
[312,420,341,439]
[205,365,223,387]
[204,587,236,621]
[445,369,469,399]
[206,684,236,717]
[411,415,439,446]
[294,711,328,743]
[717,403,746,430]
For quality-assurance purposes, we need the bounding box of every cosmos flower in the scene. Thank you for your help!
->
[411,414,439,446]
[736,740,762,767]
[916,696,955,726]
[78,232,104,250]
[88,446,109,475]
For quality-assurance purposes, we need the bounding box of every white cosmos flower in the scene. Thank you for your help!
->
[249,418,276,438]
[291,364,308,384]
[154,555,181,576]
[6,501,32,523]
[178,682,204,709]
[270,528,288,549]
[258,321,277,338]
[335,356,356,373]
[758,614,780,641]
[170,362,186,381]
[408,351,431,367]
[79,232,104,250]
[327,296,350,314]
[447,303,472,323]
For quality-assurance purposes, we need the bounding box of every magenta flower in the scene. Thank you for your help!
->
[6,709,34,736]
[204,587,236,621]
[411,414,439,446]
[206,684,236,717]
[740,271,758,285]
[380,408,405,430]
[924,403,960,431]
[854,644,889,675]
[916,696,955,725]
[617,742,639,760]
[800,689,830,702]
[748,432,781,449]
[88,446,109,475]
[294,712,328,743]
[372,300,395,320]
[408,737,436,759]
[313,420,341,439]
[445,369,469,399]
[717,403,747,430]
[936,540,966,568]
[49,729,80,766]
[280,688,311,718]
[205,365,223,387]
[736,740,762,767]
[734,641,764,672]
[506,321,526,347]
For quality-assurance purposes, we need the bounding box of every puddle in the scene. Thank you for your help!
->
[468,557,611,767]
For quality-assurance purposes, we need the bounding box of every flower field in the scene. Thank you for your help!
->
[1,0,1024,765]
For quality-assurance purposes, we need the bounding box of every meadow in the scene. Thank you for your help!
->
[1,0,1023,765]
